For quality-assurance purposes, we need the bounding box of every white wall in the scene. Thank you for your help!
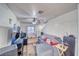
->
[43,9,77,37]
[0,4,20,48]
[43,9,78,55]
[20,22,31,33]
[76,3,79,56]
[0,27,9,48]
[0,4,20,27]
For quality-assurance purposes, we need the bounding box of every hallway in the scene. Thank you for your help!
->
[0,3,78,56]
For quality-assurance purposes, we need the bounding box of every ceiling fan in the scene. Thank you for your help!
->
[23,10,48,25]
[7,4,48,24]
[16,9,48,25]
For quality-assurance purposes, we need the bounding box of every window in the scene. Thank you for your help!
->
[27,26,35,35]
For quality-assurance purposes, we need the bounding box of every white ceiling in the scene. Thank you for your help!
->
[7,3,77,23]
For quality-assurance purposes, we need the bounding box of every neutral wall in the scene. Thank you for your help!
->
[0,4,20,48]
[20,22,31,33]
[0,27,9,48]
[43,9,78,55]
[43,9,77,37]
[0,4,20,27]
[78,4,79,56]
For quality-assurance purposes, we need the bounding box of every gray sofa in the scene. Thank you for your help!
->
[36,43,60,56]
[0,45,17,56]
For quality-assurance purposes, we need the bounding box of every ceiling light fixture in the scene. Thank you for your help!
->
[32,18,37,25]
[38,10,44,14]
